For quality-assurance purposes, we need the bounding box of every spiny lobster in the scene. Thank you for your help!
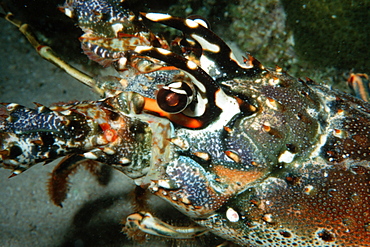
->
[1,0,369,246]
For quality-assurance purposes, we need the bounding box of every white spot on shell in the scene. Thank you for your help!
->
[191,34,220,53]
[103,147,115,155]
[151,185,159,192]
[254,79,262,83]
[185,19,199,28]
[278,150,295,163]
[111,23,123,35]
[268,78,280,85]
[60,110,72,115]
[170,137,189,150]
[230,52,251,69]
[192,18,208,28]
[145,13,172,21]
[6,103,18,111]
[304,185,314,195]
[193,152,210,161]
[118,57,127,70]
[119,157,131,164]
[64,8,73,18]
[187,60,198,70]
[199,55,218,74]
[226,207,239,222]
[262,214,273,223]
[333,129,347,139]
[157,48,171,55]
[83,152,98,160]
[266,98,278,111]
[12,170,23,175]
[158,179,173,189]
[134,46,152,53]
[181,197,191,204]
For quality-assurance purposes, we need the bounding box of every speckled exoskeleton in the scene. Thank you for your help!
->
[1,0,369,246]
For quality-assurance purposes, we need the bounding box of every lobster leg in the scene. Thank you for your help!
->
[348,73,370,102]
[124,211,208,239]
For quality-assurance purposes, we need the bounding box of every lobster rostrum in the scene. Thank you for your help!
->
[1,0,370,246]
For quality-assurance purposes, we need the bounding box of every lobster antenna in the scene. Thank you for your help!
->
[1,9,104,96]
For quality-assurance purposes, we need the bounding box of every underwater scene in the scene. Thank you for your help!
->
[0,0,369,246]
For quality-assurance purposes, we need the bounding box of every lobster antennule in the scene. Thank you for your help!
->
[0,97,151,177]
[0,103,85,172]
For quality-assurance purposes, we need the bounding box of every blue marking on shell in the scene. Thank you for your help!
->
[6,107,66,135]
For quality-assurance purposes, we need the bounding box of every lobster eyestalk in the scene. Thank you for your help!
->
[0,92,173,185]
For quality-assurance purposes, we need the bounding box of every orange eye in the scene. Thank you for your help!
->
[156,82,194,113]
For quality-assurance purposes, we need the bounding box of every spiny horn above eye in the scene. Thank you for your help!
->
[141,12,264,78]
[156,81,195,114]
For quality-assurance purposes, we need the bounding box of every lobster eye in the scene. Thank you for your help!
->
[156,81,194,113]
